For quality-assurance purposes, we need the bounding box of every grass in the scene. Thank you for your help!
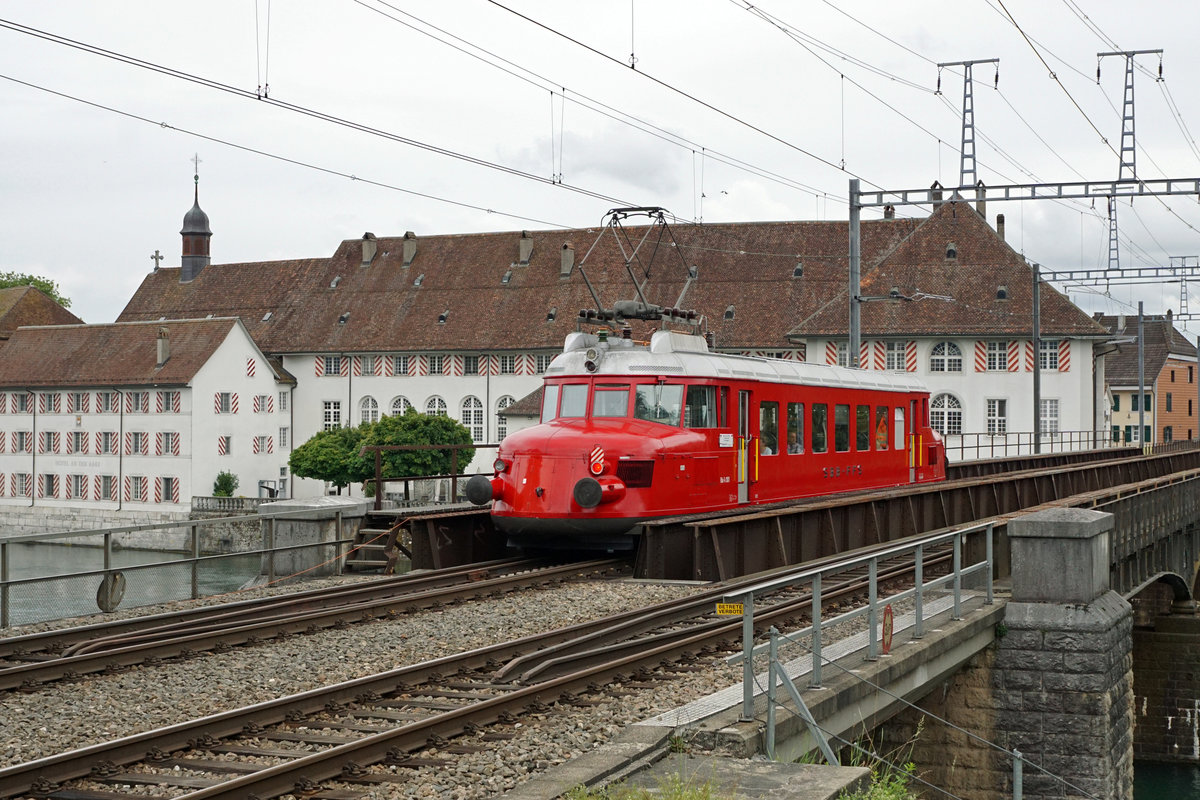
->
[563,774,723,800]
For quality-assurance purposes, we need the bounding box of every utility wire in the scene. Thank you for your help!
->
[0,17,638,209]
[0,72,573,230]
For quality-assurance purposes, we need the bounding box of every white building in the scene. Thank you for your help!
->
[0,318,291,527]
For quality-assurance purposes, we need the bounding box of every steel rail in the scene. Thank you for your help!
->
[0,559,624,692]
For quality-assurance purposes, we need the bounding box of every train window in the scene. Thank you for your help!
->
[894,408,905,450]
[634,383,683,426]
[786,403,804,453]
[812,404,828,453]
[856,406,871,451]
[835,405,850,452]
[719,386,729,427]
[593,384,631,417]
[759,402,779,455]
[541,385,560,422]
[684,385,719,428]
[875,406,889,450]
[560,384,588,418]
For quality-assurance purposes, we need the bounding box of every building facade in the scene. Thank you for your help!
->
[1097,313,1198,444]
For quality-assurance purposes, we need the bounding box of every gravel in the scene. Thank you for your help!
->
[0,574,762,798]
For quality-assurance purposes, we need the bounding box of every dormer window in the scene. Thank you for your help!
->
[330,276,342,288]
[996,286,1009,300]
[338,312,350,325]
[262,311,272,322]
[546,307,557,322]
[438,309,449,324]
[792,263,803,278]
[501,269,513,285]
[688,265,698,279]
[945,242,958,260]
[414,274,425,287]
[724,305,735,321]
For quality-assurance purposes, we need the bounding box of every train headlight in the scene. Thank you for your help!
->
[589,459,604,476]
[584,347,601,373]
[493,458,510,473]
[588,445,605,475]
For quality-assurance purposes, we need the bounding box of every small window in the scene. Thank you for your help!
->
[464,355,480,375]
[428,355,445,375]
[559,384,589,418]
[811,404,828,453]
[536,354,554,373]
[323,400,341,431]
[786,403,805,454]
[634,384,683,426]
[834,404,850,452]
[499,355,517,374]
[945,242,957,259]
[425,396,447,417]
[360,396,379,424]
[759,402,779,455]
[390,396,412,416]
[792,263,803,278]
[460,396,484,442]
[593,385,631,417]
[724,305,735,320]
[684,385,719,428]
[1166,393,1173,412]
[541,385,560,422]
[856,405,871,451]
[875,407,889,450]
[394,355,410,376]
[279,427,289,448]
[1112,394,1120,412]
[279,391,289,412]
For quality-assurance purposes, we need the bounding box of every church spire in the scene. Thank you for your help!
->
[180,154,212,283]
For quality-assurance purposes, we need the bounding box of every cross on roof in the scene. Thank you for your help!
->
[150,249,163,270]
[191,153,202,179]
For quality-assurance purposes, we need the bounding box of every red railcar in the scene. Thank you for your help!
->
[467,330,946,549]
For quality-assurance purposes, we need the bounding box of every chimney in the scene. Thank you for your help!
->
[361,232,377,267]
[975,180,986,219]
[996,213,1006,241]
[156,327,170,367]
[930,180,944,208]
[402,231,417,267]
[560,243,575,277]
[519,231,533,265]
[1117,314,1126,333]
[883,204,895,219]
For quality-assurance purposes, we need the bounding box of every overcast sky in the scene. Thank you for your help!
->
[2,1,1199,335]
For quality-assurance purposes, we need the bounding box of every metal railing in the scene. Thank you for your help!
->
[723,521,995,757]
[943,429,1120,461]
[0,507,354,628]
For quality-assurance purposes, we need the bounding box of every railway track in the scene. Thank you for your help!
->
[0,543,951,799]
[0,558,626,693]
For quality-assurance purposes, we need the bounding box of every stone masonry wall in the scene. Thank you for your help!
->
[1,506,260,555]
[1132,614,1200,763]
[992,593,1135,800]
[876,646,1014,800]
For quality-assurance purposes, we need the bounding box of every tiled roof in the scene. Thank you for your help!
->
[791,201,1109,338]
[502,386,544,418]
[117,205,1105,353]
[0,286,84,340]
[0,318,242,389]
[1094,313,1197,386]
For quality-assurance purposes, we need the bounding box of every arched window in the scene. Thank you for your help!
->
[359,396,379,424]
[930,394,963,436]
[460,396,484,443]
[425,396,447,417]
[496,395,515,441]
[929,342,963,373]
[389,396,412,416]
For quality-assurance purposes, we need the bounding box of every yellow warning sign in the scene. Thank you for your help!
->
[716,602,745,616]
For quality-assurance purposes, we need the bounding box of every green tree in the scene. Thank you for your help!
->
[0,271,72,308]
[359,409,476,484]
[288,423,373,493]
[212,470,239,497]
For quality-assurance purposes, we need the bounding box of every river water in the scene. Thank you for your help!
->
[1,541,260,626]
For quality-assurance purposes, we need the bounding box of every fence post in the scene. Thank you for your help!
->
[953,531,963,620]
[810,573,823,688]
[740,593,755,721]
[766,627,778,760]
[914,544,924,638]
[1012,749,1023,800]
[985,522,995,605]
[867,557,879,660]
[1,541,8,628]
[190,523,200,600]
[266,516,276,584]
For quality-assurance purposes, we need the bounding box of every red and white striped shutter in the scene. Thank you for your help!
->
[53,475,60,498]
[340,358,349,377]
[65,476,74,500]
[0,434,5,454]
[171,478,180,503]
[450,355,464,377]
[796,343,807,362]
[858,342,869,368]
[352,356,362,377]
[81,432,89,455]
[213,392,222,414]
[489,355,501,376]
[1025,341,1034,372]
[154,478,162,503]
[0,392,5,413]
[231,393,239,413]
[253,436,261,455]
[92,432,100,453]
[974,341,987,371]
[373,356,383,377]
[247,357,256,377]
[314,356,325,377]
[156,392,163,413]
[81,393,90,413]
[1059,340,1070,372]
[217,436,227,456]
[172,392,180,413]
[54,394,61,413]
[252,395,262,413]
[79,476,88,500]
[384,356,395,377]
[1007,341,1020,372]
[155,433,163,456]
[825,342,838,365]
[54,432,61,453]
[93,475,101,500]
[0,474,6,497]
[415,354,427,376]
[268,436,274,454]
[872,342,884,370]
[521,354,536,375]
[172,433,180,456]
[268,396,275,413]
[10,474,15,497]
[905,341,917,372]
[123,432,131,456]
[141,477,148,502]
